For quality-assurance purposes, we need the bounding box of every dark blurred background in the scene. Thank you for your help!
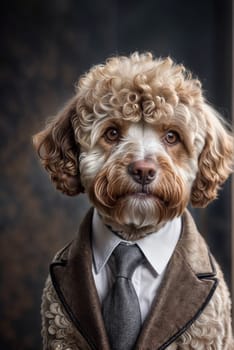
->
[0,0,233,349]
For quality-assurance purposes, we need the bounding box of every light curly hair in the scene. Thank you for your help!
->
[33,52,234,209]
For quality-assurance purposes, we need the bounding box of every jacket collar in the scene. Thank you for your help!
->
[50,208,217,350]
[50,208,110,350]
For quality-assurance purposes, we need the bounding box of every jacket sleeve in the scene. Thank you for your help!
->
[41,276,91,350]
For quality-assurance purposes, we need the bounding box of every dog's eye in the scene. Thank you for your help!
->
[104,127,120,143]
[164,131,180,145]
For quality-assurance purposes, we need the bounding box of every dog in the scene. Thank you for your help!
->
[34,52,234,349]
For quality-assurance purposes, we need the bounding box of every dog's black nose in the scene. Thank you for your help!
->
[128,160,156,185]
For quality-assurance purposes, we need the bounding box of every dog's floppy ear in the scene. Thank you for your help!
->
[191,105,234,207]
[33,97,84,196]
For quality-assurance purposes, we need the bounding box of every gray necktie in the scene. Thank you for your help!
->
[102,243,144,350]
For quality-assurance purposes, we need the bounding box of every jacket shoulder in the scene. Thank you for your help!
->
[176,211,234,349]
[176,272,234,349]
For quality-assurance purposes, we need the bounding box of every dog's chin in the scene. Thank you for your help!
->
[94,193,180,241]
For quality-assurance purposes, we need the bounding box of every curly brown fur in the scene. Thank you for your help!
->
[33,52,234,238]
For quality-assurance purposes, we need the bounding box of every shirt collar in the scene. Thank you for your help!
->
[92,209,181,275]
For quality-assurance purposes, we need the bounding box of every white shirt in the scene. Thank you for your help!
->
[92,209,181,323]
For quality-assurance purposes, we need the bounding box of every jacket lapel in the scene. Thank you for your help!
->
[50,208,218,350]
[136,209,218,349]
[50,208,110,350]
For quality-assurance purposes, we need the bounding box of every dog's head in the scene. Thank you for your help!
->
[33,53,234,239]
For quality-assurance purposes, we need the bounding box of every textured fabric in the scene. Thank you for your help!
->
[102,244,144,350]
[41,209,234,349]
[92,208,181,322]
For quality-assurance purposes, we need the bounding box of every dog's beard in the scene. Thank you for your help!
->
[89,156,189,240]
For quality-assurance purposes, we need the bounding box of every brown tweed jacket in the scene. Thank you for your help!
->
[41,209,234,349]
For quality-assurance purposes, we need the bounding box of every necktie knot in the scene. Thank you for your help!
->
[114,243,144,280]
